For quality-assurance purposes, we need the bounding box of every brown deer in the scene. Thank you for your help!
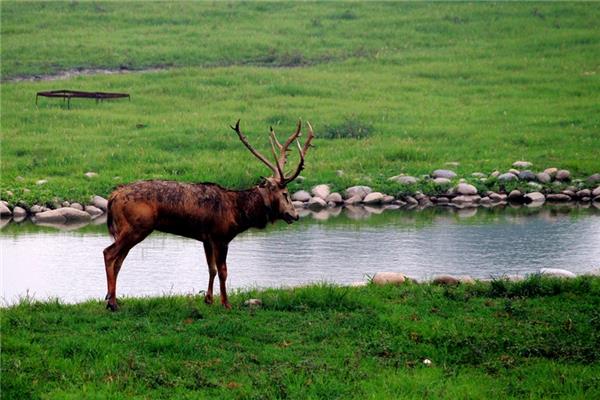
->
[103,120,314,310]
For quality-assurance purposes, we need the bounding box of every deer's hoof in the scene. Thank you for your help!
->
[222,302,232,310]
[204,295,213,305]
[106,302,119,312]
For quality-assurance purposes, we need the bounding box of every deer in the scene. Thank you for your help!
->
[102,120,314,311]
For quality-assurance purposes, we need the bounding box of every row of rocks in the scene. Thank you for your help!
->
[368,267,594,286]
[292,183,600,211]
[242,268,598,307]
[0,195,108,223]
[390,166,598,187]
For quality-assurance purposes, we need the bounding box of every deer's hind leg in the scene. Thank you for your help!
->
[215,242,231,309]
[103,228,152,311]
[203,241,217,305]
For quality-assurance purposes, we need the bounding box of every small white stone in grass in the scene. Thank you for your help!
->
[423,359,432,366]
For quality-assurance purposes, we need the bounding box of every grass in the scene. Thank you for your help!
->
[2,277,600,399]
[1,2,600,205]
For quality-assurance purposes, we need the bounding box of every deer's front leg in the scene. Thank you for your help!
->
[215,242,231,309]
[203,241,217,305]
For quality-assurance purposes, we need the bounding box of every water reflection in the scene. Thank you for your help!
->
[2,205,599,305]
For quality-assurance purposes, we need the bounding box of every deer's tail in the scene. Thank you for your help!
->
[106,197,117,240]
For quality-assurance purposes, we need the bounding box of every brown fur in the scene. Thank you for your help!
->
[103,178,297,310]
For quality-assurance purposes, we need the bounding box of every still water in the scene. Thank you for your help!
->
[2,206,599,305]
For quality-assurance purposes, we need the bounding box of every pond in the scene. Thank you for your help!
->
[2,205,600,305]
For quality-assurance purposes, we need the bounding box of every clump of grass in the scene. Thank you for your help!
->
[320,117,373,139]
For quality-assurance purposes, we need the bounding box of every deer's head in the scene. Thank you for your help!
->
[231,120,314,224]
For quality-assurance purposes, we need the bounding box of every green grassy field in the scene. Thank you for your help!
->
[2,278,600,399]
[1,2,599,205]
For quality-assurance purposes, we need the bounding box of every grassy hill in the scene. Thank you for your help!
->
[2,278,600,399]
[1,2,599,204]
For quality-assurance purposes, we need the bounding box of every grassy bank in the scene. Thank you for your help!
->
[2,277,600,399]
[1,2,599,205]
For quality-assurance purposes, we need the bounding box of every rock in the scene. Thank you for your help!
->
[34,208,92,224]
[344,186,372,200]
[512,161,532,169]
[489,192,507,202]
[555,170,570,181]
[344,195,362,205]
[390,175,417,185]
[292,190,311,202]
[540,268,576,279]
[292,201,304,208]
[0,202,11,217]
[479,196,492,205]
[382,195,395,204]
[16,176,24,182]
[404,196,418,206]
[518,170,536,181]
[592,186,600,197]
[544,167,558,177]
[498,172,518,182]
[576,189,591,198]
[36,179,48,185]
[445,161,460,167]
[92,195,108,211]
[84,172,98,178]
[524,192,545,203]
[561,190,576,198]
[61,201,70,207]
[587,173,600,184]
[30,205,44,213]
[508,190,523,201]
[325,193,343,204]
[12,206,27,219]
[503,274,526,282]
[456,183,478,195]
[372,272,406,286]
[471,172,487,178]
[536,172,551,183]
[527,182,542,191]
[433,177,451,185]
[581,197,591,202]
[458,275,475,284]
[546,193,571,202]
[363,192,384,204]
[336,170,344,177]
[243,299,262,307]
[432,275,460,285]
[436,197,449,204]
[307,197,327,210]
[432,169,457,179]
[490,171,500,178]
[311,184,330,200]
[6,191,13,197]
[451,195,481,205]
[70,203,84,211]
[85,205,104,218]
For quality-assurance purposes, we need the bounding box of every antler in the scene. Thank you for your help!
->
[230,120,281,179]
[232,119,314,185]
[282,121,315,184]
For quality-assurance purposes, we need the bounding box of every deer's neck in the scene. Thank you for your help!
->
[233,187,273,231]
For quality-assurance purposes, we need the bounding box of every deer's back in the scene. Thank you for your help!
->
[109,180,238,240]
